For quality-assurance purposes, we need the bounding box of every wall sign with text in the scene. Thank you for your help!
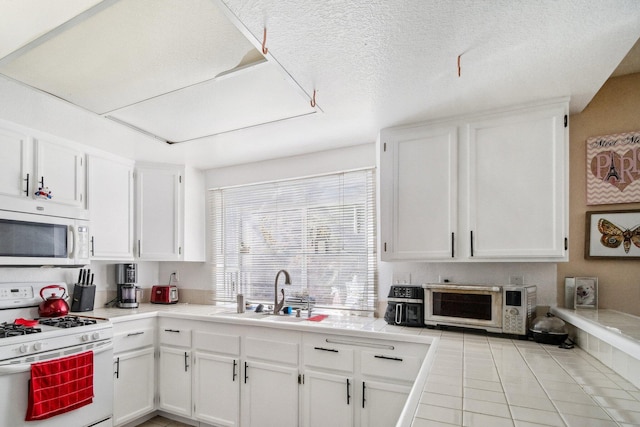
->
[587,130,640,205]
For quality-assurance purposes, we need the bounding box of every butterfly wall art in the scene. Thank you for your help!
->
[585,210,640,259]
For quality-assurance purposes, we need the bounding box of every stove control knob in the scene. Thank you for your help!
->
[92,332,100,340]
[19,344,29,354]
[33,342,43,351]
[81,334,90,342]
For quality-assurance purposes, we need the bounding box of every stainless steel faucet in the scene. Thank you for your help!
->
[273,270,291,315]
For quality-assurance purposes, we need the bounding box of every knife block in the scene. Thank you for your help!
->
[70,284,96,312]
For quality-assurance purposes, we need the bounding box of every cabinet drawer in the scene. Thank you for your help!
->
[245,336,298,365]
[193,331,240,356]
[303,343,353,373]
[360,350,423,382]
[159,326,192,347]
[114,327,154,353]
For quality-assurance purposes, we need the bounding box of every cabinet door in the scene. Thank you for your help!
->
[158,346,191,418]
[380,125,458,260]
[303,370,354,427]
[193,352,240,427]
[360,380,411,427]
[35,138,85,208]
[88,155,134,259]
[113,347,155,426]
[135,165,182,260]
[242,360,299,427]
[466,103,567,259]
[0,125,30,199]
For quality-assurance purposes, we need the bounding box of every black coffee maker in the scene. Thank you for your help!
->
[115,263,138,308]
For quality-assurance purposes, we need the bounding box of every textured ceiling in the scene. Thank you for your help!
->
[0,0,639,169]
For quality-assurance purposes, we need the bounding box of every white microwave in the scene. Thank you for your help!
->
[423,283,537,335]
[0,210,90,266]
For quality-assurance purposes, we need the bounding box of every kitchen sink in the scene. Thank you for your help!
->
[259,315,308,322]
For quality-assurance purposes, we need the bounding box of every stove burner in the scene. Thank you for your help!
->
[38,316,98,329]
[0,322,42,338]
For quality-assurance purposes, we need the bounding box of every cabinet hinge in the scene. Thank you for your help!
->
[564,115,568,128]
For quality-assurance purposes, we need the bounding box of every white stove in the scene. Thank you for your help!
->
[0,282,113,427]
[0,282,112,361]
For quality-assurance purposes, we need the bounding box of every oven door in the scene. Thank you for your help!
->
[0,340,113,427]
[424,285,503,332]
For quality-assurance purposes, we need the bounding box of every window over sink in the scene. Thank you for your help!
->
[208,169,376,313]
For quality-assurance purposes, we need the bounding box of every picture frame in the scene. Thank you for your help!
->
[585,209,640,259]
[565,277,598,309]
[586,131,640,205]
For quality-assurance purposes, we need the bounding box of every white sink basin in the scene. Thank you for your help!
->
[259,315,308,322]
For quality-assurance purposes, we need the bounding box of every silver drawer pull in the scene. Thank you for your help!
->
[374,355,403,362]
[314,346,338,353]
[126,331,145,337]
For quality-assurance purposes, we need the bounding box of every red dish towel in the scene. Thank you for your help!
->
[25,351,94,421]
[307,314,328,322]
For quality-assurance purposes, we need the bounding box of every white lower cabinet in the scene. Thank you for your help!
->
[146,319,428,427]
[302,333,427,427]
[157,322,192,418]
[193,329,242,427]
[304,370,354,427]
[360,380,411,427]
[114,348,155,426]
[242,331,301,427]
[112,319,156,427]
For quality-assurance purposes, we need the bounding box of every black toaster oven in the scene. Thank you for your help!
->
[384,285,424,327]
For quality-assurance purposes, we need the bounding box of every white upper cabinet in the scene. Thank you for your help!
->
[0,120,87,219]
[0,125,30,199]
[35,138,85,209]
[379,99,569,262]
[466,102,568,260]
[88,154,134,260]
[135,163,205,261]
[379,125,457,260]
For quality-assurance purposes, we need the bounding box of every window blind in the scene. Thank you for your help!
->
[209,169,377,313]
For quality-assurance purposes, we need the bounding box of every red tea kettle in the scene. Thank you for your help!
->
[38,285,69,317]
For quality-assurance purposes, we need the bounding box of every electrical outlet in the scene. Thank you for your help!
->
[393,272,411,285]
[172,271,180,282]
[438,275,451,283]
[509,275,524,286]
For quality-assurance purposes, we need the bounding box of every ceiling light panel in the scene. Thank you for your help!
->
[0,0,259,114]
[107,61,315,142]
[0,0,102,59]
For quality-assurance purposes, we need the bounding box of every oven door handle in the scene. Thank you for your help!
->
[0,341,113,376]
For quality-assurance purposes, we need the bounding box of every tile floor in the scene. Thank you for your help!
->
[135,416,192,427]
[411,329,640,427]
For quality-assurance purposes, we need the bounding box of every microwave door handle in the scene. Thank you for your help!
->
[67,226,75,258]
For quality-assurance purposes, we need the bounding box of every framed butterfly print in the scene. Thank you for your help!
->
[585,210,640,259]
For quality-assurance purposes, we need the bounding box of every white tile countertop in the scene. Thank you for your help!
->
[88,304,640,426]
